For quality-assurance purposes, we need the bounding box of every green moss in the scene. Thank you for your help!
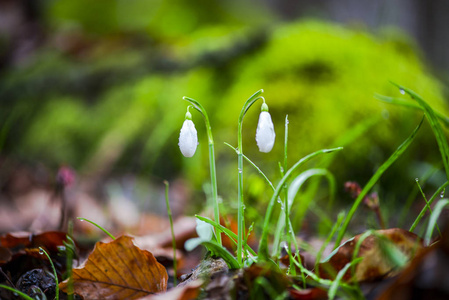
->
[4,20,448,207]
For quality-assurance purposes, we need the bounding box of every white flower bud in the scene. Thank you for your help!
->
[256,103,275,153]
[179,112,198,157]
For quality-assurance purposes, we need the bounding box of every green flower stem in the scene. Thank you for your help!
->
[164,181,177,286]
[183,97,221,246]
[224,142,275,191]
[258,147,343,261]
[66,221,74,300]
[236,90,264,265]
[282,116,296,275]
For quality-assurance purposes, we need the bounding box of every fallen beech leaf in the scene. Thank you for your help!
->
[60,235,168,299]
[378,222,449,300]
[319,228,423,282]
[140,279,203,300]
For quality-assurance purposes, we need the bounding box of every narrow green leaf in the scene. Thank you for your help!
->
[334,118,423,247]
[391,84,449,181]
[195,215,257,256]
[424,199,449,245]
[201,240,240,269]
[315,212,346,272]
[77,217,116,240]
[0,285,35,300]
[328,258,363,300]
[273,168,336,257]
[376,235,408,268]
[374,93,449,128]
[410,181,449,232]
[258,147,344,260]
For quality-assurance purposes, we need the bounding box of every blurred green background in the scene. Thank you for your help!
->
[1,0,448,234]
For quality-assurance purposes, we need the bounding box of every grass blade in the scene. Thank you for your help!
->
[424,199,449,245]
[328,258,363,300]
[272,168,336,257]
[410,181,449,232]
[77,217,116,240]
[201,241,240,269]
[258,147,343,260]
[390,84,449,181]
[195,215,257,256]
[0,285,35,300]
[375,94,449,128]
[334,117,423,247]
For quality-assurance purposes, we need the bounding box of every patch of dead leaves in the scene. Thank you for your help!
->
[60,235,168,299]
[318,228,423,282]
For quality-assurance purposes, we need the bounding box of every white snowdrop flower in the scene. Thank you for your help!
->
[256,102,275,153]
[179,111,198,157]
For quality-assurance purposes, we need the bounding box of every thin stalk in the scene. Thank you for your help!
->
[77,217,116,240]
[315,212,345,273]
[164,181,177,286]
[224,142,275,190]
[410,181,449,232]
[39,247,59,300]
[236,89,264,265]
[334,118,422,248]
[415,178,441,237]
[183,97,221,245]
[66,221,74,300]
[399,165,439,227]
[282,116,295,275]
[258,147,343,260]
[0,285,35,300]
[195,215,257,256]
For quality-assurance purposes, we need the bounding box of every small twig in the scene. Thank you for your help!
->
[0,267,15,288]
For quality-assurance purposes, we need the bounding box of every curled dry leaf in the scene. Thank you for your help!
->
[318,228,423,282]
[378,221,449,300]
[139,279,203,300]
[59,235,168,299]
[0,231,68,253]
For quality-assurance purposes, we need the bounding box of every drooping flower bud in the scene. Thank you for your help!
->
[179,110,198,157]
[256,102,275,153]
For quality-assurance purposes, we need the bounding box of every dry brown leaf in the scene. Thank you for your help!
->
[378,221,449,300]
[0,231,68,253]
[139,279,203,300]
[318,228,423,282]
[60,235,168,299]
